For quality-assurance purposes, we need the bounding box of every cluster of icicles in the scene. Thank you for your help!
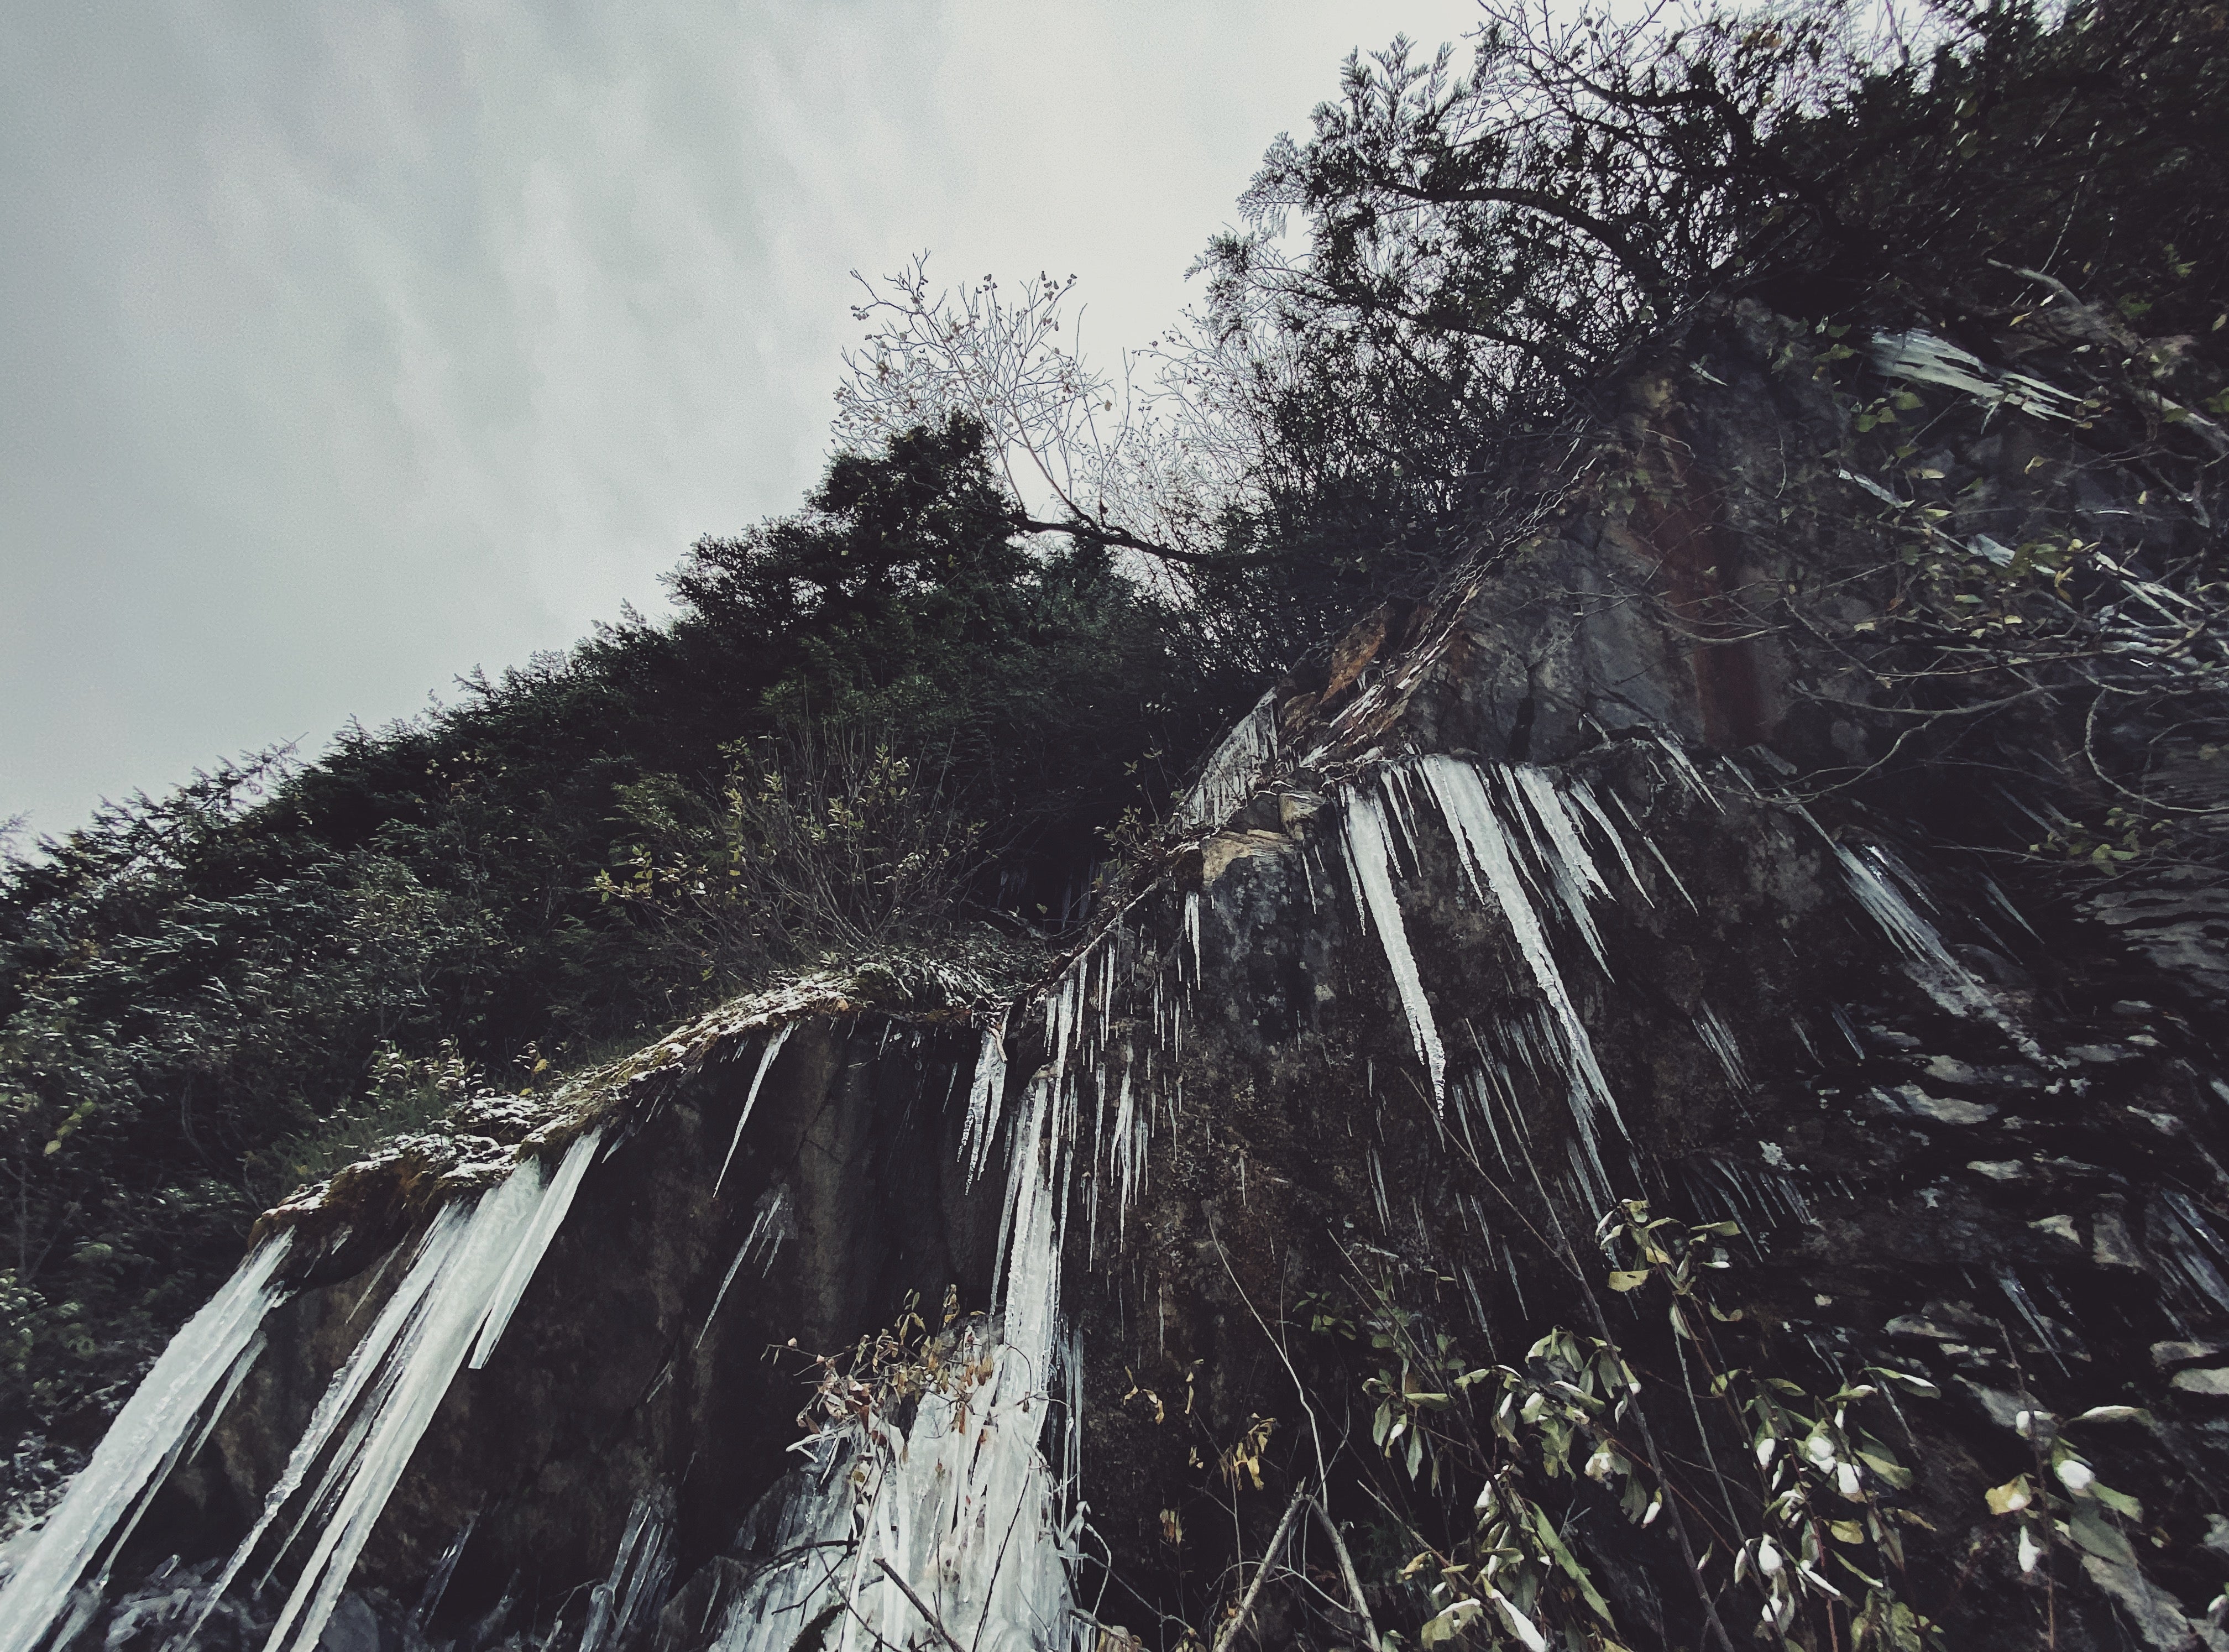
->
[0,741,2001,1652]
[707,1071,1075,1652]
[975,748,1695,1261]
[0,1131,602,1652]
[0,1070,1084,1652]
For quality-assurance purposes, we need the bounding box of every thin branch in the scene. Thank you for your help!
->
[1307,1495,1385,1652]
[1210,1488,1309,1652]
[873,1559,969,1652]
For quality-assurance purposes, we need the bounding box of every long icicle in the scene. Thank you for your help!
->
[183,1210,474,1646]
[713,1023,795,1198]
[1340,788,1447,1101]
[259,1130,603,1652]
[961,1014,1009,1187]
[1420,756,1623,1187]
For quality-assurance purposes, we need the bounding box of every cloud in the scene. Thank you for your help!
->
[0,0,1483,836]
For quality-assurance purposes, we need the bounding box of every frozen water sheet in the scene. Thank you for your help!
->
[234,1129,604,1652]
[0,1234,292,1652]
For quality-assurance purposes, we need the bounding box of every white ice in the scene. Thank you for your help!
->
[256,1130,603,1652]
[711,1070,1076,1652]
[1340,788,1448,1101]
[961,1015,1009,1187]
[714,1023,795,1199]
[1417,757,1623,1173]
[0,1235,292,1652]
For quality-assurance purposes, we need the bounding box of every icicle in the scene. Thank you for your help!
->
[1566,1136,1610,1211]
[961,1015,1010,1187]
[1500,1240,1529,1318]
[1062,1322,1086,1530]
[1651,734,1722,809]
[1504,766,1609,966]
[1790,1017,1819,1065]
[1000,1078,1065,1394]
[1608,788,1698,911]
[186,1211,475,1644]
[1419,757,1623,1169]
[1870,330,2081,421]
[1098,935,1115,1052]
[1466,1069,1513,1174]
[2153,1191,2229,1317]
[1184,891,1204,981]
[1996,1268,2069,1374]
[1829,1005,1865,1056]
[1340,789,1447,1100]
[1566,780,1652,906]
[257,1133,603,1652]
[1174,688,1278,830]
[1835,845,2039,1056]
[1460,1265,1490,1336]
[412,1514,476,1630]
[1977,872,2040,940]
[991,1075,1047,1303]
[1111,1062,1141,1238]
[470,1130,601,1368]
[1378,766,1424,865]
[0,1235,291,1652]
[1693,1004,1750,1092]
[714,1023,796,1198]
[1450,1071,1481,1160]
[1047,968,1080,1104]
[697,1186,794,1348]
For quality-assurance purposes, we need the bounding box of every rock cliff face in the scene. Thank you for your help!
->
[6,302,2227,1652]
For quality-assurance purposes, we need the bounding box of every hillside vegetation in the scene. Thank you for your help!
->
[4,0,2225,1486]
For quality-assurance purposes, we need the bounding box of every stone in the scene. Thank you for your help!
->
[1880,1084,1997,1125]
[2155,1341,2229,1369]
[1923,1055,1984,1085]
[2097,1208,2149,1271]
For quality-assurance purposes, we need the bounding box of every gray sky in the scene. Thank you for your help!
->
[2,0,1482,839]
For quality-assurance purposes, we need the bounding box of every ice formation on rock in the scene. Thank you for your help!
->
[1340,788,1448,1101]
[0,1235,292,1652]
[129,1132,604,1652]
[709,1052,1075,1652]
[1415,756,1627,1185]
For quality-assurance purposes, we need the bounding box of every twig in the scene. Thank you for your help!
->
[875,1558,969,1652]
[1212,1488,1309,1652]
[1206,1212,1328,1488]
[1308,1496,1385,1652]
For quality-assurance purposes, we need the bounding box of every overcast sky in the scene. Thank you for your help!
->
[1,0,1485,840]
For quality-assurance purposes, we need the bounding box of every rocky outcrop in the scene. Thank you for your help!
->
[6,300,2226,1652]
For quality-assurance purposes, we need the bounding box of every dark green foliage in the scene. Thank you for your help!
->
[0,415,1234,1440]
[1198,0,2229,612]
